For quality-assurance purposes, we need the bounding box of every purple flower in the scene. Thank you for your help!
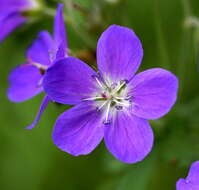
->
[0,0,40,42]
[177,161,199,190]
[43,25,178,163]
[7,4,68,129]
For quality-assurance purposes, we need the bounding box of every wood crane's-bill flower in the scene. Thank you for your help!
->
[43,25,178,163]
[0,0,40,41]
[7,4,68,129]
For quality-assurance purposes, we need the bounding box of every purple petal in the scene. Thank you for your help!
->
[54,4,68,59]
[7,64,43,102]
[176,179,199,190]
[104,112,154,163]
[26,30,54,65]
[0,11,26,42]
[187,161,199,185]
[128,68,178,120]
[177,161,199,190]
[52,103,104,156]
[0,0,30,11]
[43,57,98,105]
[26,96,51,130]
[97,25,143,82]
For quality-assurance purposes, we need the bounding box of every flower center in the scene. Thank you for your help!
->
[83,75,132,125]
[27,58,48,75]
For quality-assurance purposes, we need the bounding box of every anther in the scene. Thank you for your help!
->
[91,74,104,88]
[120,79,129,84]
[111,83,117,89]
[115,105,123,110]
[103,120,111,125]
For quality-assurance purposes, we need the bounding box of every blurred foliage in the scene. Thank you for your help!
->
[0,0,199,189]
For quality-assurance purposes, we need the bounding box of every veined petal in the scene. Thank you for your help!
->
[54,4,68,59]
[0,11,26,42]
[104,112,154,163]
[26,30,54,65]
[128,68,178,120]
[26,96,51,130]
[43,57,98,105]
[7,64,43,102]
[52,103,104,156]
[97,25,143,82]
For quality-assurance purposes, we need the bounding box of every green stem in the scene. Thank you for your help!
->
[177,0,194,99]
[153,0,170,69]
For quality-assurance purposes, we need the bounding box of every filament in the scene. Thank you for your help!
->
[83,96,103,101]
[104,101,111,123]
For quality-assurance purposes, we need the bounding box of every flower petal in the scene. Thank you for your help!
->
[128,68,178,120]
[176,179,199,190]
[176,161,199,190]
[52,103,104,156]
[0,11,26,42]
[187,161,199,185]
[104,112,154,163]
[0,0,31,11]
[43,57,98,105]
[26,96,51,130]
[54,4,68,59]
[7,64,43,102]
[26,30,54,65]
[97,25,143,81]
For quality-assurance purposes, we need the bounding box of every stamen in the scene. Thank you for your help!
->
[104,101,111,125]
[115,96,131,100]
[103,120,111,125]
[86,76,131,125]
[112,80,127,94]
[31,62,48,70]
[96,101,108,111]
[91,75,104,88]
[37,78,43,87]
[120,79,129,84]
[111,83,117,89]
[48,50,56,62]
[113,99,131,107]
[82,96,103,101]
[115,105,123,110]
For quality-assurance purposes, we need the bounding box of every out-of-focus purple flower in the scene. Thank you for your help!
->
[7,4,68,129]
[0,0,40,42]
[43,25,178,163]
[176,161,199,190]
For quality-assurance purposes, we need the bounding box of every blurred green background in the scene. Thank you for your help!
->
[0,0,199,189]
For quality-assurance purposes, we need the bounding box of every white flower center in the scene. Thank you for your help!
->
[84,75,132,125]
